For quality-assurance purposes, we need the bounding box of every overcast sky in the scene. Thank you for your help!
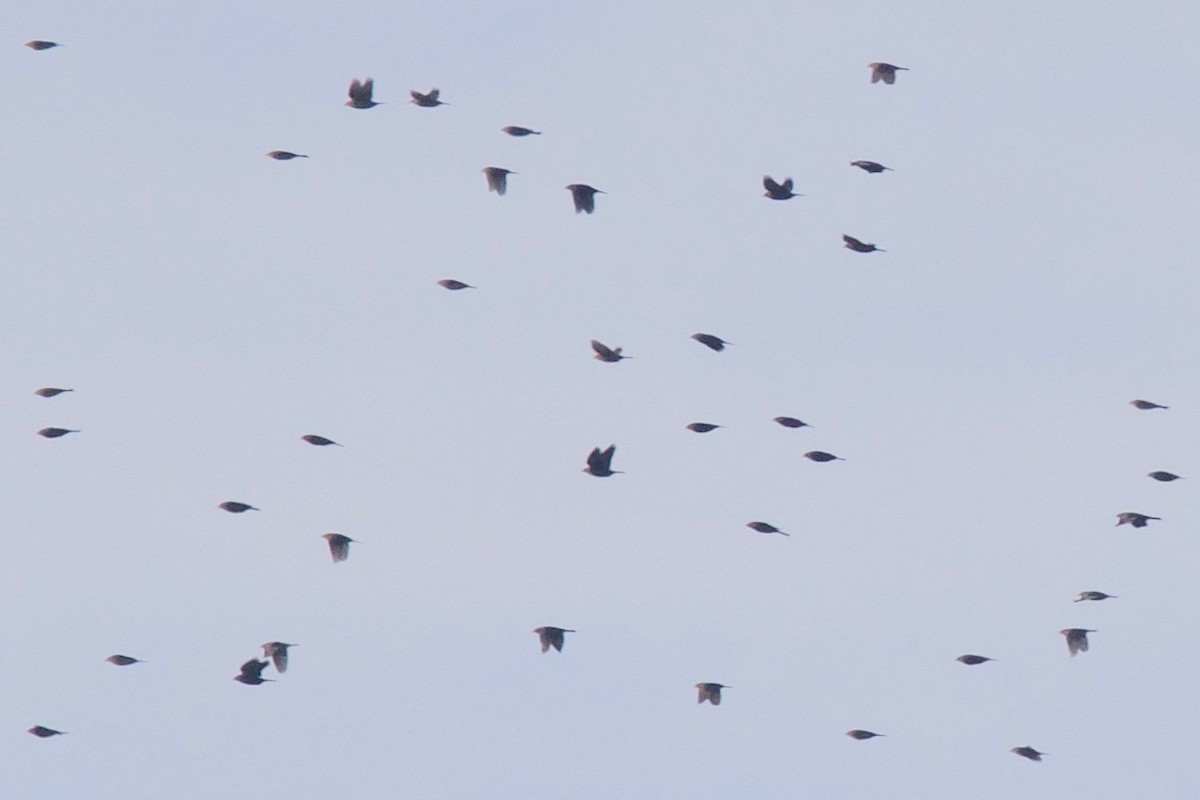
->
[5,2,1199,798]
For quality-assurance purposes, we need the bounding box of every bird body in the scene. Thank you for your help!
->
[869,62,908,84]
[1011,746,1045,762]
[956,654,994,665]
[746,521,789,536]
[804,451,843,462]
[686,422,721,433]
[234,659,272,685]
[850,160,891,173]
[28,726,65,737]
[502,126,541,136]
[591,340,629,362]
[483,167,514,195]
[1075,591,1116,602]
[584,445,621,477]
[261,642,297,673]
[763,175,802,200]
[267,151,307,160]
[37,427,78,438]
[346,78,379,109]
[1116,512,1160,528]
[533,626,574,653]
[219,501,258,513]
[846,729,883,740]
[301,434,342,447]
[323,533,355,562]
[773,416,809,428]
[695,683,728,705]
[566,184,603,214]
[1130,399,1167,410]
[34,387,73,397]
[106,655,143,666]
[1061,628,1095,656]
[438,279,475,290]
[691,333,730,352]
[410,88,446,107]
[843,234,885,253]
[1148,471,1182,482]
[26,41,59,50]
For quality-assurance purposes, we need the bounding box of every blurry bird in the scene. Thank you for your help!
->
[483,167,514,195]
[804,451,843,462]
[847,729,884,740]
[533,626,574,653]
[591,340,629,362]
[261,642,297,673]
[843,234,885,253]
[502,126,541,136]
[37,427,78,438]
[346,78,380,109]
[747,521,789,536]
[26,41,59,50]
[1011,746,1045,762]
[695,683,728,705]
[106,655,143,666]
[410,88,446,107]
[869,62,908,84]
[267,150,307,160]
[1148,471,1182,482]
[956,654,994,665]
[437,279,475,290]
[1116,511,1160,528]
[851,160,892,173]
[323,533,355,563]
[774,416,809,429]
[233,659,272,685]
[1075,591,1117,602]
[686,423,721,433]
[301,434,342,447]
[763,175,802,200]
[691,333,730,351]
[566,184,603,214]
[219,501,258,513]
[34,387,73,397]
[1061,628,1095,656]
[1130,399,1167,410]
[28,726,65,737]
[584,445,621,477]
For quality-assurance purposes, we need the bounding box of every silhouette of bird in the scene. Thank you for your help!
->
[763,175,802,200]
[566,184,603,214]
[747,521,789,536]
[261,642,297,673]
[1075,591,1117,603]
[219,501,258,513]
[26,41,59,51]
[1061,628,1095,656]
[869,62,908,84]
[584,445,621,477]
[847,729,884,740]
[804,451,843,462]
[106,655,143,666]
[37,427,78,438]
[267,150,307,160]
[695,683,728,705]
[1148,471,1182,482]
[686,423,721,433]
[437,279,474,290]
[691,333,729,351]
[851,160,892,173]
[843,234,885,253]
[1011,746,1045,762]
[956,654,994,665]
[346,78,379,109]
[774,416,809,429]
[483,167,514,195]
[34,387,73,397]
[1116,512,1159,528]
[533,626,574,653]
[502,126,541,136]
[301,434,342,447]
[1130,399,1167,410]
[591,340,629,362]
[233,659,272,685]
[410,88,446,107]
[323,533,355,563]
[28,726,65,737]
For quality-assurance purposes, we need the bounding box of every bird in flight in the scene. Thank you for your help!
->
[584,445,621,477]
[804,451,843,462]
[1011,746,1045,762]
[411,88,446,107]
[323,533,356,563]
[301,434,342,447]
[37,427,78,438]
[346,78,380,109]
[686,423,721,433]
[219,501,258,513]
[746,521,789,536]
[869,62,908,84]
[850,160,892,173]
[106,655,143,666]
[843,234,886,253]
[591,340,629,362]
[438,279,474,290]
[1075,591,1117,603]
[691,333,730,352]
[695,683,728,705]
[266,151,307,160]
[1130,399,1167,410]
[566,184,604,214]
[483,167,515,195]
[233,659,273,685]
[34,387,73,397]
[1148,471,1182,482]
[956,654,994,665]
[533,626,574,653]
[26,41,59,51]
[261,642,297,673]
[774,416,809,429]
[28,726,66,737]
[763,175,802,200]
[502,126,541,136]
[1061,628,1096,656]
[846,729,884,740]
[1116,512,1160,528]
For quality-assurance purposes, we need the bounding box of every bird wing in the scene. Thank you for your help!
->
[586,447,602,470]
[273,648,288,673]
[428,88,440,101]
[843,235,865,247]
[591,340,616,358]
[599,445,616,469]
[763,175,781,193]
[780,178,794,193]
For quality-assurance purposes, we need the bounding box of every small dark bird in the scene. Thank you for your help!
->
[591,340,629,362]
[410,88,446,107]
[686,423,721,433]
[804,451,843,462]
[37,427,78,438]
[262,642,297,673]
[1011,746,1045,762]
[1075,591,1117,603]
[843,234,886,253]
[28,726,65,737]
[1061,628,1095,656]
[301,434,342,447]
[26,41,59,51]
[346,78,379,109]
[956,654,994,665]
[323,533,355,563]
[437,279,474,290]
[234,659,272,685]
[851,160,892,173]
[566,184,604,214]
[773,416,809,429]
[1148,471,1182,482]
[267,150,307,160]
[584,445,621,477]
[502,126,541,136]
[691,333,730,352]
[846,729,884,740]
[695,683,728,705]
[219,501,258,513]
[869,62,908,84]
[763,175,802,200]
[34,387,73,397]
[1116,512,1160,528]
[106,655,143,666]
[533,626,574,653]
[746,521,789,536]
[1130,399,1168,410]
[483,167,514,195]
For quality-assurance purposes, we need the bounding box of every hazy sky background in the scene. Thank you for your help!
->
[5,2,1199,797]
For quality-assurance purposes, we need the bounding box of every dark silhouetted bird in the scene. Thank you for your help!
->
[847,729,884,740]
[234,659,272,685]
[37,427,78,438]
[957,654,994,665]
[686,423,721,433]
[267,150,307,160]
[763,175,802,200]
[869,62,907,84]
[1061,628,1095,656]
[591,340,629,362]
[323,533,355,563]
[843,234,885,253]
[26,41,59,51]
[773,416,809,429]
[1075,591,1116,603]
[1130,399,1167,410]
[410,88,445,107]
[533,626,574,653]
[695,683,728,705]
[851,160,892,173]
[1116,512,1160,528]
[34,387,73,397]
[804,451,843,462]
[502,126,541,136]
[1011,746,1045,762]
[1148,471,1182,482]
[438,279,474,290]
[301,434,342,447]
[691,333,730,351]
[106,655,143,666]
[483,167,514,195]
[566,184,603,214]
[747,521,789,536]
[262,642,297,673]
[219,501,258,513]
[28,726,65,737]
[584,445,621,477]
[346,78,379,109]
